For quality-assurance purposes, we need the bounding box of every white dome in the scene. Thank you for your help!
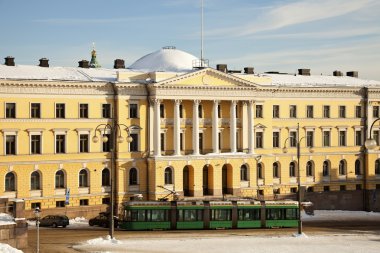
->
[129,47,199,72]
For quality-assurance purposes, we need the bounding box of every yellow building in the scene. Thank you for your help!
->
[1,47,380,217]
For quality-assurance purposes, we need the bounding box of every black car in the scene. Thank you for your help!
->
[89,213,118,228]
[39,215,69,228]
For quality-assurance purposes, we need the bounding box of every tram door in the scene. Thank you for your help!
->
[222,166,228,194]
[183,167,190,196]
[203,166,209,195]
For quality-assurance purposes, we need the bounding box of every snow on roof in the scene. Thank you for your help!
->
[261,73,380,87]
[128,47,199,72]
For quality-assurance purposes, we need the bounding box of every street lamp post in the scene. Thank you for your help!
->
[92,123,132,239]
[365,118,380,149]
[34,207,41,253]
[283,123,313,235]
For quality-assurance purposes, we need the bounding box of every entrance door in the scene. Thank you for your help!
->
[183,167,190,196]
[203,166,209,195]
[222,165,228,194]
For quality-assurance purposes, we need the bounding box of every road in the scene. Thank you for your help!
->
[24,219,380,253]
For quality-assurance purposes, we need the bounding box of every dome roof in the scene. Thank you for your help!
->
[128,46,199,72]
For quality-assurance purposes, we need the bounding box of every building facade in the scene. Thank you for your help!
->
[1,47,380,217]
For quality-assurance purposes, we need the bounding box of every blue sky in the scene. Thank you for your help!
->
[1,0,379,79]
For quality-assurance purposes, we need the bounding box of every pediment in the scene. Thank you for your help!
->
[154,68,257,88]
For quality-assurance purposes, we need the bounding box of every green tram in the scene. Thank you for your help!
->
[119,200,299,230]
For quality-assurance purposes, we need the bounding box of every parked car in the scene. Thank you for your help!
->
[89,212,118,228]
[38,215,69,228]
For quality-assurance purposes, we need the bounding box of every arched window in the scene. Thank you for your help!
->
[240,164,248,181]
[339,160,346,175]
[273,162,279,178]
[129,168,138,185]
[257,163,263,179]
[355,160,361,175]
[55,170,65,189]
[5,172,15,191]
[375,159,380,175]
[164,167,173,185]
[289,162,296,177]
[323,161,329,177]
[306,161,313,177]
[79,169,88,187]
[31,171,41,190]
[102,168,110,186]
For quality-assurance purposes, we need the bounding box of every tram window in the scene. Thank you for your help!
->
[238,209,260,221]
[130,210,146,222]
[211,209,232,221]
[266,209,284,220]
[177,209,203,222]
[151,210,168,222]
[285,208,298,220]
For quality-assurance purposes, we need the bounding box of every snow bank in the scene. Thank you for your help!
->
[86,236,122,245]
[0,243,23,253]
[302,210,380,221]
[0,213,16,225]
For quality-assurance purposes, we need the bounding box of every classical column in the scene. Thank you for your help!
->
[148,99,154,155]
[212,100,219,153]
[174,99,182,156]
[230,100,237,153]
[248,100,255,154]
[193,100,200,155]
[367,102,373,137]
[153,99,161,156]
[241,101,248,152]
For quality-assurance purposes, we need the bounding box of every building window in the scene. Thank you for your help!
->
[5,103,16,118]
[339,160,346,175]
[79,104,88,118]
[257,163,263,179]
[179,104,183,118]
[129,103,138,118]
[324,186,330,192]
[80,199,89,206]
[306,131,314,147]
[5,172,16,191]
[340,185,346,191]
[102,168,110,186]
[6,135,16,155]
[102,104,111,118]
[307,187,314,193]
[79,169,89,187]
[355,130,362,146]
[30,171,41,190]
[31,103,41,118]
[356,184,362,190]
[164,167,173,185]
[375,159,380,175]
[198,104,203,118]
[272,132,279,148]
[339,131,346,146]
[180,133,184,151]
[339,106,346,118]
[56,201,65,208]
[240,164,248,181]
[289,162,296,177]
[289,105,297,118]
[199,133,204,152]
[31,203,41,209]
[323,131,330,147]
[31,135,41,154]
[102,134,111,152]
[160,104,165,118]
[306,105,313,118]
[55,103,65,118]
[306,161,313,177]
[256,132,263,148]
[160,133,165,152]
[273,162,279,178]
[217,104,221,118]
[102,198,110,204]
[56,134,66,153]
[355,160,361,175]
[373,106,380,118]
[289,131,297,147]
[130,133,139,152]
[323,105,330,118]
[129,168,138,185]
[290,187,297,193]
[323,161,329,177]
[256,105,263,118]
[55,170,65,189]
[355,106,362,118]
[79,134,89,153]
[273,105,279,118]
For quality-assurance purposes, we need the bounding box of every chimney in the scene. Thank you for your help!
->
[216,64,227,73]
[78,60,89,68]
[298,68,310,76]
[333,70,343,76]
[244,67,254,74]
[114,59,125,69]
[39,58,49,67]
[4,56,15,66]
[347,71,358,78]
